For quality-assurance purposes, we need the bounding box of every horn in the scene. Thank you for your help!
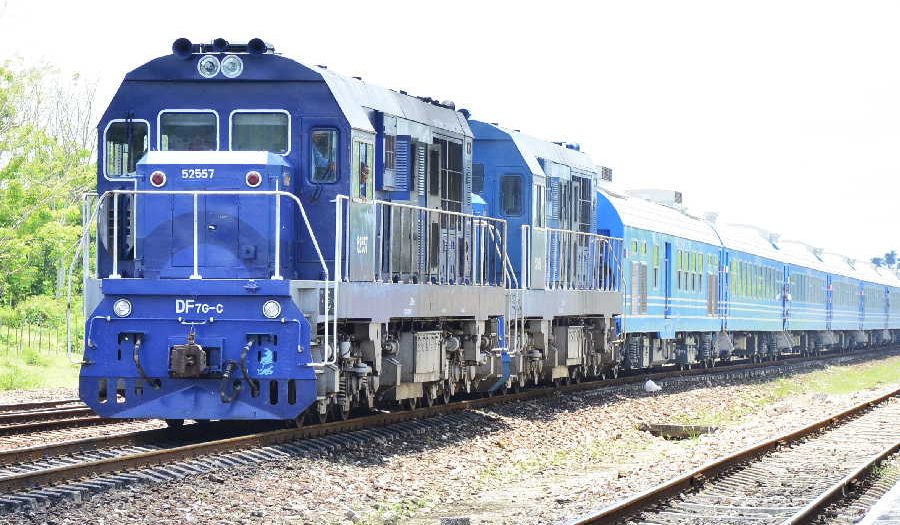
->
[212,38,229,53]
[248,38,268,55]
[172,38,193,59]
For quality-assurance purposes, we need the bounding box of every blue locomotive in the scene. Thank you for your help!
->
[76,38,900,425]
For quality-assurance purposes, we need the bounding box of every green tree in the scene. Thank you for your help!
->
[885,250,897,268]
[0,62,95,306]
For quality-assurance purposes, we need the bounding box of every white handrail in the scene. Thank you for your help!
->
[65,189,336,367]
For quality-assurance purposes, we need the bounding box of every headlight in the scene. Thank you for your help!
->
[262,300,281,319]
[113,298,132,318]
[220,55,244,78]
[197,55,220,78]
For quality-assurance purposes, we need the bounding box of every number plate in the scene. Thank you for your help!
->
[181,168,216,180]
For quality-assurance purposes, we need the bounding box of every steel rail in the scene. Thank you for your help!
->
[0,407,94,426]
[0,399,83,413]
[567,384,900,525]
[0,346,896,495]
[0,416,126,438]
[782,442,900,524]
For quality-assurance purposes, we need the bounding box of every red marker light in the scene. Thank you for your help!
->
[150,170,166,187]
[246,170,262,188]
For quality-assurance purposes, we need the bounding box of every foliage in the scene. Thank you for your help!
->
[0,61,96,307]
[871,249,898,269]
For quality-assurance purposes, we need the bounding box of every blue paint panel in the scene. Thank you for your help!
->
[80,279,314,420]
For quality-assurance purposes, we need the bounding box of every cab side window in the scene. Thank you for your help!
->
[501,175,523,216]
[310,129,338,183]
[105,121,149,177]
[352,140,374,199]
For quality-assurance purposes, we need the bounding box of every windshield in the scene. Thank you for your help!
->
[160,112,217,151]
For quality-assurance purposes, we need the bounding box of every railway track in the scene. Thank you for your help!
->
[0,346,896,513]
[569,387,900,525]
[0,404,127,437]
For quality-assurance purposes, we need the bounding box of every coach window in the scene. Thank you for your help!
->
[310,129,338,183]
[231,111,289,154]
[104,120,149,177]
[500,176,523,216]
[652,245,660,289]
[159,111,217,151]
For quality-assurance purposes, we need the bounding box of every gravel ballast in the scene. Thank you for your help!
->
[6,355,900,525]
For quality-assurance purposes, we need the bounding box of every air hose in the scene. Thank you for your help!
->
[239,340,260,397]
[219,361,241,403]
[132,337,161,390]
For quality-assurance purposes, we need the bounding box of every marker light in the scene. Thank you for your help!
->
[262,300,281,319]
[113,298,132,318]
[197,55,220,78]
[221,55,244,78]
[246,170,262,188]
[150,170,166,187]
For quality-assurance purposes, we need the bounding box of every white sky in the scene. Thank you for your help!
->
[1,0,897,261]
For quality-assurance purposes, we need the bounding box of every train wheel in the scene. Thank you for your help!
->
[403,397,418,411]
[332,403,350,421]
[512,381,522,393]
[165,419,184,428]
[423,386,436,408]
[292,412,306,428]
[315,409,328,425]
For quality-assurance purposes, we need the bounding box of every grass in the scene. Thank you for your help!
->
[354,497,431,525]
[765,356,900,398]
[0,319,82,390]
[0,348,79,390]
[672,356,900,428]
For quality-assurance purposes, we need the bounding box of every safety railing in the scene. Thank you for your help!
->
[65,189,338,367]
[334,196,507,287]
[521,225,624,292]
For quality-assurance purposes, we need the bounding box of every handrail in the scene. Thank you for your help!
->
[483,221,523,353]
[65,189,336,367]
[522,225,624,292]
[333,195,507,288]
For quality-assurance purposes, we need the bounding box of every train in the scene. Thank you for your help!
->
[74,38,900,426]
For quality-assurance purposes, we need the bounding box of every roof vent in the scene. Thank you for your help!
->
[352,76,362,80]
[768,232,780,248]
[440,100,456,110]
[565,143,581,151]
[626,188,683,207]
[459,108,471,119]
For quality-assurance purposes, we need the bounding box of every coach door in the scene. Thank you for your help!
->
[664,242,673,318]
[782,266,791,331]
